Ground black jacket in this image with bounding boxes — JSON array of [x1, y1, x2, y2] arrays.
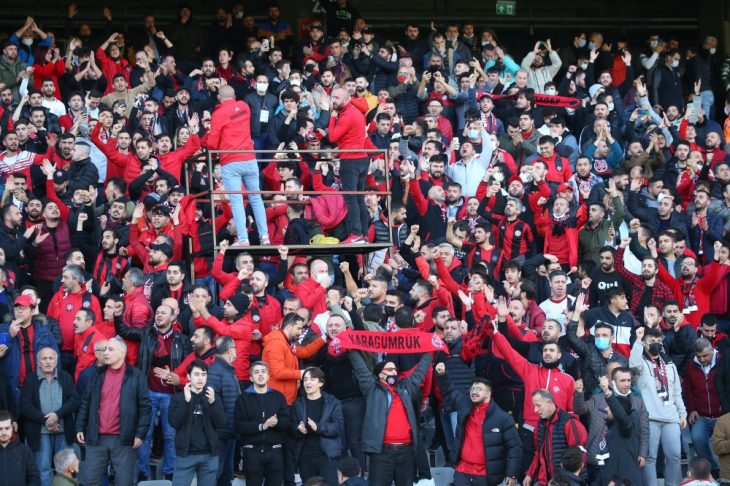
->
[[113, 314, 191, 378], [437, 371, 521, 486], [0, 439, 40, 486], [243, 91, 279, 137], [234, 386, 291, 448], [291, 391, 344, 460], [206, 356, 240, 440], [566, 319, 628, 394], [316, 347, 363, 401], [168, 388, 227, 456], [20, 368, 80, 452], [0, 222, 28, 281], [75, 363, 152, 446], [349, 350, 432, 453], [66, 157, 100, 192]]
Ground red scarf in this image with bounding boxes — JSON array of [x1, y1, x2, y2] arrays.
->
[[328, 330, 446, 356]]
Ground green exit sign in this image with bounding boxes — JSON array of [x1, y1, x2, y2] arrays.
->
[[496, 0, 516, 15]]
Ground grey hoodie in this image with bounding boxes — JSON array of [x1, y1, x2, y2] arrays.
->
[[629, 339, 686, 423]]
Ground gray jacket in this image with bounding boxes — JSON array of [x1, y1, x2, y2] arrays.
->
[[349, 350, 432, 454], [574, 389, 649, 465]]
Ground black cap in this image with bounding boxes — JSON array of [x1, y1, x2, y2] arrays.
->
[[175, 86, 190, 95], [2, 40, 19, 50], [151, 205, 172, 216], [149, 242, 174, 259], [170, 185, 186, 195], [361, 27, 374, 35], [373, 361, 397, 376], [310, 24, 323, 32], [53, 170, 69, 184], [142, 193, 161, 210]]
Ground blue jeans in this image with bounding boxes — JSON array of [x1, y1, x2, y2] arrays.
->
[[37, 433, 71, 486], [216, 438, 236, 486], [440, 410, 458, 451], [173, 453, 219, 486], [137, 391, 176, 476], [701, 90, 715, 121], [691, 416, 720, 471], [221, 161, 268, 243]]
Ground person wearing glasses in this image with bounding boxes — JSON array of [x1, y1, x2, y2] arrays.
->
[[434, 361, 521, 486], [348, 348, 432, 486]]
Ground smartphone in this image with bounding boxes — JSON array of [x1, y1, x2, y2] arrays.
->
[[328, 56, 334, 63], [0, 333, 8, 346], [638, 109, 650, 116], [379, 98, 386, 105], [262, 39, 269, 48]]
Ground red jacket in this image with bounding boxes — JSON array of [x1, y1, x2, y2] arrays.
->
[[293, 279, 328, 317], [47, 289, 102, 352], [96, 47, 131, 95], [157, 135, 201, 180], [207, 99, 255, 165], [328, 102, 372, 159], [74, 325, 104, 382], [123, 286, 153, 329], [684, 352, 722, 418], [90, 122, 143, 185], [194, 314, 253, 380], [657, 260, 722, 328], [492, 331, 575, 429], [32, 60, 65, 98]]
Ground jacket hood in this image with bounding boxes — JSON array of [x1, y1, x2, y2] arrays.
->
[[244, 385, 275, 395], [692, 349, 718, 369]]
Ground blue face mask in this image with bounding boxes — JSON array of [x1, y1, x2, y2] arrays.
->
[[579, 39, 587, 48], [588, 42, 596, 50], [468, 129, 479, 139], [595, 337, 611, 351]]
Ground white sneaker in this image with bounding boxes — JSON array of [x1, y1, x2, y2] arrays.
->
[[415, 479, 436, 486]]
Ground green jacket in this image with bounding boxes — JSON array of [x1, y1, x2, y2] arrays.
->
[[0, 55, 33, 102], [51, 474, 79, 486], [578, 195, 625, 265]]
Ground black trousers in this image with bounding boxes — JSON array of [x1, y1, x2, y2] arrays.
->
[[243, 447, 284, 486], [283, 428, 296, 486], [298, 454, 339, 486], [519, 427, 535, 482], [368, 446, 415, 486], [454, 471, 489, 486], [339, 157, 369, 236]]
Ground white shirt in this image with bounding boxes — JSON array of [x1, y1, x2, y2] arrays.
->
[[42, 98, 66, 118], [539, 294, 576, 333]]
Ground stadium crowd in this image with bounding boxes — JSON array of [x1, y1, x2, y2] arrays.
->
[[1, 3, 730, 486]]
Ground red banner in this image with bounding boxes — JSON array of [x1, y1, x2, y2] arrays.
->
[[328, 330, 446, 356], [478, 91, 581, 109]]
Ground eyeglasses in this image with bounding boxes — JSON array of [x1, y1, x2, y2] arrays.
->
[[381, 367, 397, 372], [470, 387, 486, 392], [14, 306, 29, 310]]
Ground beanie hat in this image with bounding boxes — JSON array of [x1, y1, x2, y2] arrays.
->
[[228, 294, 251, 315]]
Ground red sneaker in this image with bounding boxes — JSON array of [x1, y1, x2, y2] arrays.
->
[[341, 234, 366, 244]]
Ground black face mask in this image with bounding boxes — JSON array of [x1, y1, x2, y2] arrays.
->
[[384, 375, 398, 386], [384, 305, 396, 316], [542, 360, 560, 369], [648, 342, 663, 356]]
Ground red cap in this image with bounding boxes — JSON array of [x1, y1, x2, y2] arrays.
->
[[14, 295, 35, 308], [508, 176, 524, 186], [557, 183, 574, 193], [683, 249, 698, 261]]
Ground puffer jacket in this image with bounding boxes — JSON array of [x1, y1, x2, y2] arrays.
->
[[291, 391, 344, 460], [206, 356, 241, 440], [75, 363, 152, 446], [0, 438, 40, 486], [436, 371, 521, 486], [349, 350, 432, 454]]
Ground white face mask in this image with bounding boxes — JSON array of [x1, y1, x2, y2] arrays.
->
[[649, 40, 658, 49], [607, 103, 614, 111], [671, 60, 679, 68], [314, 273, 328, 284], [579, 63, 588, 70], [545, 89, 556, 96], [612, 383, 631, 397], [520, 172, 533, 183], [22, 38, 34, 47], [289, 80, 301, 87], [235, 12, 244, 19], [710, 47, 717, 55], [256, 83, 269, 92], [492, 172, 504, 182]]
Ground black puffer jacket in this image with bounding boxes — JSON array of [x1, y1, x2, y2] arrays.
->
[[566, 319, 628, 394], [436, 371, 522, 486], [291, 391, 344, 460], [75, 363, 152, 446], [206, 356, 240, 440], [113, 314, 191, 378]]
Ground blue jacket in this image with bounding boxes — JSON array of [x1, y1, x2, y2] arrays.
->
[[206, 356, 241, 440], [0, 321, 58, 405], [687, 210, 724, 262], [8, 35, 52, 66]]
